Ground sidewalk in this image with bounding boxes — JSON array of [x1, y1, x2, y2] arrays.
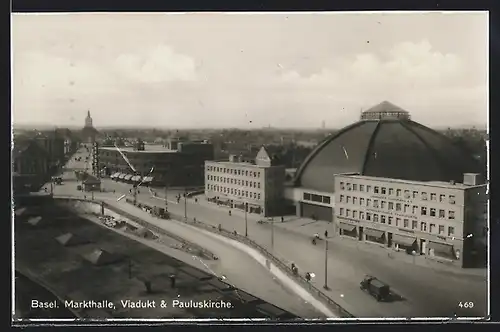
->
[[189, 196, 486, 279]]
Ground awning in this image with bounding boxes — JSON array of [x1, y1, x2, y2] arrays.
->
[[392, 234, 417, 247], [142, 176, 153, 183], [118, 173, 126, 180], [338, 223, 356, 232], [364, 228, 385, 238], [124, 175, 133, 181], [131, 175, 141, 182], [428, 241, 454, 254], [111, 172, 120, 178]]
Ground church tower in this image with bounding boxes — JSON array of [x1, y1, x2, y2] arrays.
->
[[85, 110, 93, 128]]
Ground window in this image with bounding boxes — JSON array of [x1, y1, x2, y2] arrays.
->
[[388, 217, 393, 225], [323, 196, 331, 204], [373, 214, 379, 223], [430, 208, 436, 217], [381, 201, 386, 209], [448, 226, 455, 236], [396, 189, 402, 197], [421, 192, 428, 200], [388, 188, 394, 195], [311, 194, 322, 203], [439, 225, 445, 234], [346, 183, 352, 191], [258, 183, 261, 189], [404, 219, 409, 228], [388, 202, 394, 210], [404, 204, 410, 213], [374, 186, 380, 194], [404, 190, 410, 198], [367, 199, 371, 207], [421, 222, 427, 232], [353, 184, 358, 191], [373, 200, 379, 208], [359, 212, 365, 220], [258, 193, 261, 200], [359, 185, 365, 191], [360, 198, 365, 205], [396, 218, 401, 227], [381, 187, 387, 195], [439, 194, 446, 203], [449, 195, 456, 204], [366, 213, 371, 221], [412, 220, 418, 229], [339, 208, 344, 216], [381, 215, 386, 224], [346, 196, 351, 203], [303, 193, 311, 201], [353, 197, 358, 204], [429, 223, 436, 233], [439, 209, 445, 218], [340, 182, 345, 190], [421, 207, 427, 215], [430, 193, 437, 201], [448, 211, 455, 220], [346, 209, 351, 217], [366, 185, 372, 192], [353, 211, 358, 219], [412, 191, 418, 199], [396, 203, 402, 211], [412, 205, 418, 214]]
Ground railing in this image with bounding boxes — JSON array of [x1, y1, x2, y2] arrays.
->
[[53, 195, 354, 318]]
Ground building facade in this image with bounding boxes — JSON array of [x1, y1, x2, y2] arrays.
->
[[100, 140, 214, 187], [204, 147, 285, 217], [334, 173, 487, 268], [13, 139, 50, 194]]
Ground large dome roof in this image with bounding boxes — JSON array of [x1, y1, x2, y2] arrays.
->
[[294, 101, 481, 193]]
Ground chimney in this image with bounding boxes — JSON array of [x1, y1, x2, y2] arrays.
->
[[463, 173, 481, 186]]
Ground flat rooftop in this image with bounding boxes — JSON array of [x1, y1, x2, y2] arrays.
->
[[206, 160, 277, 169], [335, 174, 486, 190], [100, 145, 177, 153], [15, 202, 297, 319]]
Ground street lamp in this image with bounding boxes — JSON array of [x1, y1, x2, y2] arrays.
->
[[323, 239, 329, 290], [244, 202, 248, 237], [184, 187, 188, 220]]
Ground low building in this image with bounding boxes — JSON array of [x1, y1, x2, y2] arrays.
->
[[82, 175, 101, 192], [333, 173, 487, 268], [204, 147, 285, 217], [12, 139, 50, 194], [99, 138, 214, 187]]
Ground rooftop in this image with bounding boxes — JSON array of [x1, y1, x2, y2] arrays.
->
[[206, 160, 276, 169], [100, 145, 178, 153], [336, 174, 486, 190]]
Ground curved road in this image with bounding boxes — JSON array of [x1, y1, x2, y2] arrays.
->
[[55, 148, 488, 318]]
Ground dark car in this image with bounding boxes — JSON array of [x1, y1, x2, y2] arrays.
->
[[360, 275, 390, 302]]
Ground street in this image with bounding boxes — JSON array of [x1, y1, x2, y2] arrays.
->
[[54, 147, 488, 318]]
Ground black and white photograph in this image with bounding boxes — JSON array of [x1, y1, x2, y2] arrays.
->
[[11, 11, 489, 321]]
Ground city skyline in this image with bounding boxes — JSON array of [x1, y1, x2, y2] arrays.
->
[[12, 12, 488, 129]]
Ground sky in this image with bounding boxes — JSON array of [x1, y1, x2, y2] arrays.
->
[[12, 12, 488, 129]]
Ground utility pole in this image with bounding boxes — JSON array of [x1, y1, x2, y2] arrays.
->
[[271, 218, 274, 252], [245, 202, 248, 237], [323, 239, 329, 290], [165, 183, 168, 211]]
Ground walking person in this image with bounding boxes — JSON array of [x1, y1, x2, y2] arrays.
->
[[324, 230, 329, 238]]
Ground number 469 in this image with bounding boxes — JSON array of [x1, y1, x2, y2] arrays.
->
[[458, 302, 474, 308]]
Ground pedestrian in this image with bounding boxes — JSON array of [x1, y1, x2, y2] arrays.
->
[[195, 198, 198, 203], [305, 272, 311, 282], [281, 216, 284, 222], [324, 230, 329, 238]]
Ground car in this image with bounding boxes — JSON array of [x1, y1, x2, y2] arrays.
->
[[359, 275, 391, 302]]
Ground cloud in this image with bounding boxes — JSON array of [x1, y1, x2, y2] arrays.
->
[[114, 45, 198, 83], [278, 39, 469, 91]]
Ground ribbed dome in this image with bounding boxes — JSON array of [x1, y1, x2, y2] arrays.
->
[[294, 102, 481, 193]]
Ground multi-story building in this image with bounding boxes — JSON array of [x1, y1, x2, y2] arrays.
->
[[101, 138, 214, 187], [334, 173, 487, 268], [204, 147, 285, 217], [12, 138, 50, 194]]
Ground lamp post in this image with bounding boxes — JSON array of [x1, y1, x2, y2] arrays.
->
[[184, 187, 188, 220], [245, 202, 248, 237], [271, 218, 275, 252], [323, 239, 329, 290]]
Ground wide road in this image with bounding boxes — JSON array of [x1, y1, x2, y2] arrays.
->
[[51, 149, 323, 318], [54, 147, 488, 318]]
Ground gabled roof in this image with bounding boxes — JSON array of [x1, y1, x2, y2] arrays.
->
[[56, 232, 90, 246], [83, 248, 122, 266]]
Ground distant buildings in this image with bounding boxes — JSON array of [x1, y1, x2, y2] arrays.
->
[[102, 137, 214, 187], [12, 139, 49, 193], [204, 147, 286, 217]]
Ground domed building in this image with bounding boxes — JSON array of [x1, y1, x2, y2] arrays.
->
[[286, 101, 482, 222]]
